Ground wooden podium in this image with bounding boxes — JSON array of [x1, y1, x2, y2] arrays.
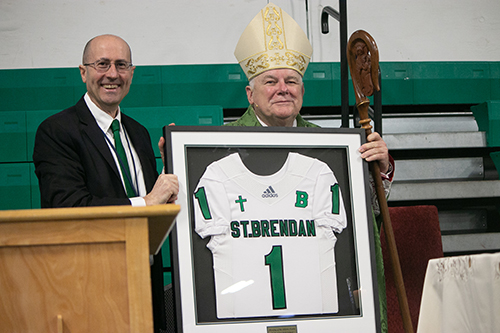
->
[[0, 204, 180, 333]]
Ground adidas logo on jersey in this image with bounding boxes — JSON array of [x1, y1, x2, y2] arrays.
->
[[262, 186, 278, 198]]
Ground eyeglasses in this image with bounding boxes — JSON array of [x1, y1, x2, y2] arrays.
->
[[83, 59, 133, 73]]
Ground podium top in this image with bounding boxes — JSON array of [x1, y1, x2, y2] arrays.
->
[[0, 204, 180, 222], [0, 204, 180, 255]]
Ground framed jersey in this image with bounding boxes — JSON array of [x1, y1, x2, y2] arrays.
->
[[164, 126, 381, 333]]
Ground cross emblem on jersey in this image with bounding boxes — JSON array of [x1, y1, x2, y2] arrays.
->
[[235, 195, 247, 212]]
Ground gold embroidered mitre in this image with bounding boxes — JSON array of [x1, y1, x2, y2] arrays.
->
[[234, 2, 312, 80]]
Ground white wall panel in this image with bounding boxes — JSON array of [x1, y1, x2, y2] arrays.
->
[[1, 0, 499, 69], [310, 0, 500, 62]]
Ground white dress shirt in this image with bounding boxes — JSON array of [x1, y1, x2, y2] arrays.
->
[[84, 93, 147, 206]]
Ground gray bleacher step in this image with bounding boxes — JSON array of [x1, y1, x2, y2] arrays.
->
[[388, 180, 500, 201], [308, 112, 480, 135], [381, 113, 479, 134], [442, 233, 500, 254], [384, 131, 486, 150], [438, 209, 488, 233], [394, 158, 485, 182]]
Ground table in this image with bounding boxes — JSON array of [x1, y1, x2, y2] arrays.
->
[[417, 252, 500, 333]]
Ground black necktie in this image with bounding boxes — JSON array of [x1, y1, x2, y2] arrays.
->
[[111, 119, 135, 197]]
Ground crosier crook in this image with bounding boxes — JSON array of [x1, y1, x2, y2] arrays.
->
[[347, 30, 414, 333]]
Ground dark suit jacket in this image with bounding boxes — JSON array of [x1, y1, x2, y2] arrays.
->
[[33, 96, 159, 208]]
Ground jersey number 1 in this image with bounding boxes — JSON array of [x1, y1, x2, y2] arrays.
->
[[194, 187, 212, 219], [265, 245, 286, 310]]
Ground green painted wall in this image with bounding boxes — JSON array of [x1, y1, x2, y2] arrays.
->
[[1, 61, 500, 210], [1, 62, 499, 112]]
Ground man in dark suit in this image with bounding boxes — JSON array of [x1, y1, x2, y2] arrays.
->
[[33, 34, 178, 207]]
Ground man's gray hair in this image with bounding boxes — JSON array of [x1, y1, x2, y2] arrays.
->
[[248, 77, 256, 90]]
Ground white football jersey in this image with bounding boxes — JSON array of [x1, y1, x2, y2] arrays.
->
[[193, 152, 347, 319]]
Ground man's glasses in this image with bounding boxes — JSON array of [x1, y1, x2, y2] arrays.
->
[[83, 60, 133, 73]]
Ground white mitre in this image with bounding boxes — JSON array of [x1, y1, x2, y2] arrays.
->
[[234, 2, 313, 80]]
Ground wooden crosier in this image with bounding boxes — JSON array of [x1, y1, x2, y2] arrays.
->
[[347, 30, 414, 333]]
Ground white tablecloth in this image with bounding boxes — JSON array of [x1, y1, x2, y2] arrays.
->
[[417, 252, 500, 333]]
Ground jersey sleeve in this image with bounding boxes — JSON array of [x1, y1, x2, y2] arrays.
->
[[313, 164, 348, 234], [193, 164, 231, 239]]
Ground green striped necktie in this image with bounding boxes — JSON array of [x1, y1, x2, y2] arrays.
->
[[111, 119, 135, 197]]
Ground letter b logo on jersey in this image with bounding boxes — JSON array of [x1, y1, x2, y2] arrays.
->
[[295, 191, 308, 208]]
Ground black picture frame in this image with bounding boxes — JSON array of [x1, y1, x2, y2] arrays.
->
[[164, 126, 381, 333]]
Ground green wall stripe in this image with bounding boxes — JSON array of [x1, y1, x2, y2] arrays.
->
[[2, 61, 500, 210], [1, 62, 499, 112]]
